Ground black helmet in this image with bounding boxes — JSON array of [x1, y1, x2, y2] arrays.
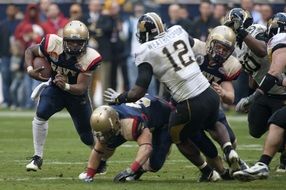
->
[[136, 12, 165, 44], [266, 12, 286, 39], [224, 8, 253, 29]]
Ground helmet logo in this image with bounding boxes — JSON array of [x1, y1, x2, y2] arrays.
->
[[139, 21, 146, 32]]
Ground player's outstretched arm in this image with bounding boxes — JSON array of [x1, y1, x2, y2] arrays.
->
[[243, 33, 267, 58], [25, 45, 49, 81], [213, 81, 235, 105]]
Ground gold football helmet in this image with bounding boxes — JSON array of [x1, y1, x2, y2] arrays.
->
[[63, 20, 89, 55], [206, 25, 236, 65], [90, 105, 120, 141]]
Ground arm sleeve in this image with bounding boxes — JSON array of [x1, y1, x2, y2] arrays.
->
[[135, 62, 153, 89]]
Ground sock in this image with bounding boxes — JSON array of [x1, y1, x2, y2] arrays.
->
[[32, 117, 48, 158], [258, 154, 272, 166], [87, 167, 96, 178], [199, 162, 212, 176], [222, 142, 233, 156]]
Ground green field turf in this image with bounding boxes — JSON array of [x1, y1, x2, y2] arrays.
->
[[0, 111, 285, 190]]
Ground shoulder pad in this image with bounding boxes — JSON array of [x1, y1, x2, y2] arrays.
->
[[77, 47, 102, 72], [134, 43, 150, 67], [267, 33, 286, 55], [246, 24, 266, 38], [223, 56, 242, 80], [42, 34, 63, 55], [192, 38, 207, 56]]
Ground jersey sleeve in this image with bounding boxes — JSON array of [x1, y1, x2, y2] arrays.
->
[[73, 48, 102, 72], [223, 56, 242, 80], [134, 44, 152, 67], [267, 33, 286, 56], [192, 38, 207, 56], [39, 34, 63, 56]]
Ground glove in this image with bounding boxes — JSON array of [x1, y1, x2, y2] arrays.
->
[[104, 88, 120, 104], [78, 172, 94, 183], [224, 13, 243, 32], [235, 97, 251, 113], [235, 90, 263, 113], [113, 168, 134, 183]]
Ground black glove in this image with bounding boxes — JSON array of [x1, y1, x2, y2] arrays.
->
[[236, 27, 249, 48], [113, 168, 134, 183]]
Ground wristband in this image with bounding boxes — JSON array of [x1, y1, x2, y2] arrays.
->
[[115, 92, 128, 104], [64, 83, 70, 91], [130, 161, 141, 173], [27, 66, 33, 73]]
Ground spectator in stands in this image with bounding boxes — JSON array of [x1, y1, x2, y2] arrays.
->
[[108, 1, 130, 91], [14, 4, 45, 109], [0, 4, 21, 109], [191, 0, 220, 41], [213, 3, 228, 24], [260, 4, 273, 27], [84, 0, 113, 106], [42, 3, 69, 36], [168, 4, 192, 35], [241, 0, 263, 24], [38, 0, 51, 22], [69, 3, 84, 22]]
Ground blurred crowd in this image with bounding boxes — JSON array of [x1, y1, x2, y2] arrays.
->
[[0, 0, 282, 110]]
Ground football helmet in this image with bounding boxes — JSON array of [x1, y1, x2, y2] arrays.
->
[[63, 20, 89, 56], [90, 105, 120, 141], [266, 12, 286, 40], [206, 25, 236, 65], [136, 12, 165, 43], [224, 8, 253, 30]]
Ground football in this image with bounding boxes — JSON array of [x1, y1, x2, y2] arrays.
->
[[32, 57, 52, 79]]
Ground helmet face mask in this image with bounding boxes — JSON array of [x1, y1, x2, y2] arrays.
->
[[266, 13, 286, 40], [63, 20, 89, 56], [136, 12, 165, 44], [224, 8, 253, 30], [209, 40, 234, 65], [206, 25, 236, 65]]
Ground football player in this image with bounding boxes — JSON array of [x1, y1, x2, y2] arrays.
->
[[79, 95, 220, 182], [79, 95, 171, 182], [224, 8, 286, 172], [104, 12, 237, 179], [24, 20, 103, 171], [233, 12, 286, 181], [192, 25, 248, 174]]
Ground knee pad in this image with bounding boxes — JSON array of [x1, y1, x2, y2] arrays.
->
[[79, 132, 95, 146]]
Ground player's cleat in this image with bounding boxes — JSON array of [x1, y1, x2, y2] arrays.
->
[[26, 155, 43, 171], [31, 79, 50, 101], [96, 160, 107, 175], [276, 163, 286, 173], [126, 168, 146, 181], [220, 169, 234, 180], [233, 162, 269, 181], [225, 149, 240, 173], [78, 172, 93, 182], [199, 170, 221, 182], [239, 159, 249, 170]]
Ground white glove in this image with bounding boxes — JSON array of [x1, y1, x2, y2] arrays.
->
[[104, 88, 120, 104], [235, 97, 251, 113]]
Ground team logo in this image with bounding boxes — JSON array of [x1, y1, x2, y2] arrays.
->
[[195, 54, 205, 65]]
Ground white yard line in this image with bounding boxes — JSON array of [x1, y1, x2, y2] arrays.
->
[[0, 111, 247, 121]]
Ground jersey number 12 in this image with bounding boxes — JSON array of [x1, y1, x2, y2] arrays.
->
[[162, 40, 194, 71]]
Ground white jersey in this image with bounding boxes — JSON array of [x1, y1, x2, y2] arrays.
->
[[234, 24, 286, 95], [135, 25, 209, 102]]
